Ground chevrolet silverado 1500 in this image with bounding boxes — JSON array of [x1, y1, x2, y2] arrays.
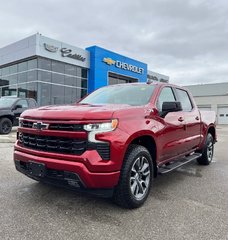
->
[[14, 82, 216, 208]]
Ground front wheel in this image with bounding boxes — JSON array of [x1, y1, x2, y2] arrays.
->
[[0, 118, 12, 134], [197, 133, 214, 165], [113, 144, 153, 209]]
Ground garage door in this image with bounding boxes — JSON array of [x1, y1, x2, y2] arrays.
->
[[218, 107, 228, 124]]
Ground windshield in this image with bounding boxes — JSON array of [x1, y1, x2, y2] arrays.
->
[[0, 98, 17, 108], [80, 84, 155, 106]]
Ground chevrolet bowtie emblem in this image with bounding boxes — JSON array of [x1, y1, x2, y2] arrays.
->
[[33, 122, 49, 131], [103, 57, 116, 65]]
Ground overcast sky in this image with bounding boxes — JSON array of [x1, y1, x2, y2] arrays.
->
[[0, 0, 227, 85]]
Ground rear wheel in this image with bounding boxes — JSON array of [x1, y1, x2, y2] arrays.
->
[[197, 133, 214, 165], [113, 144, 153, 209], [0, 118, 12, 134]]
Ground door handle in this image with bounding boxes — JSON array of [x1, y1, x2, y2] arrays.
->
[[178, 117, 184, 122], [195, 116, 199, 120]]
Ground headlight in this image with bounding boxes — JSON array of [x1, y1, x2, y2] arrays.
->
[[19, 118, 24, 127], [84, 119, 118, 143], [84, 119, 118, 132]]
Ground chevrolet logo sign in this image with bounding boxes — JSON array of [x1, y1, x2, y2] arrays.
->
[[103, 57, 116, 65], [32, 122, 49, 130]]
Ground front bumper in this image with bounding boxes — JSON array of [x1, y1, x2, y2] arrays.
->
[[14, 149, 120, 189]]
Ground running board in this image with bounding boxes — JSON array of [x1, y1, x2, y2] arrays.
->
[[158, 153, 202, 174]]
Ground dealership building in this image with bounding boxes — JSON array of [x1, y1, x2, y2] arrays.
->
[[1, 34, 227, 124], [0, 34, 169, 106]]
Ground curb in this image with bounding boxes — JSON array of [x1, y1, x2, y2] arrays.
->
[[0, 134, 16, 143]]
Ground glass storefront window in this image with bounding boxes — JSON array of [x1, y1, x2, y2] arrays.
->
[[65, 64, 76, 76], [64, 86, 76, 104], [52, 60, 64, 73], [28, 70, 37, 82], [9, 75, 17, 86], [109, 77, 118, 85], [18, 72, 27, 84], [108, 72, 138, 85], [1, 57, 88, 106], [76, 67, 81, 78], [38, 71, 51, 82], [40, 82, 51, 106], [27, 82, 38, 100], [2, 67, 10, 76], [81, 79, 87, 89], [76, 88, 83, 100], [18, 62, 28, 72], [52, 73, 64, 85], [65, 76, 76, 87], [18, 83, 27, 98], [81, 89, 87, 98], [81, 68, 87, 78], [28, 59, 37, 69], [51, 84, 64, 104], [38, 58, 51, 70], [0, 79, 9, 87], [9, 64, 17, 74]]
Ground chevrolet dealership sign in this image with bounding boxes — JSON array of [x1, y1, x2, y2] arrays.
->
[[103, 57, 144, 74]]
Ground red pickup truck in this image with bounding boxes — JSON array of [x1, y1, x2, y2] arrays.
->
[[14, 82, 216, 208]]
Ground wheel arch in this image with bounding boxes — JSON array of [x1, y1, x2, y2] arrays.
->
[[207, 125, 216, 142], [0, 115, 14, 124], [124, 132, 158, 177]]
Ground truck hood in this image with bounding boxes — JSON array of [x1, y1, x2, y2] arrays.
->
[[21, 104, 133, 121]]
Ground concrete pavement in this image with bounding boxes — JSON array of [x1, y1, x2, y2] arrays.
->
[[0, 126, 227, 240]]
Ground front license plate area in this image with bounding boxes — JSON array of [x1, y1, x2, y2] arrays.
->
[[28, 161, 46, 177]]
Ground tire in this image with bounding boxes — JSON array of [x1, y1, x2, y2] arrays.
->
[[197, 133, 214, 165], [0, 118, 12, 134], [113, 144, 153, 209]]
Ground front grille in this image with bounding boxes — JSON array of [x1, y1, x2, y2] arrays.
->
[[49, 123, 84, 131], [21, 120, 84, 132], [19, 133, 86, 155], [21, 120, 33, 128]]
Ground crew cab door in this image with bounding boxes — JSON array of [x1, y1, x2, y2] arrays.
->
[[174, 87, 201, 151], [156, 86, 187, 162]]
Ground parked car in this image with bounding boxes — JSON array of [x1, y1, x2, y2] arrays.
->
[[0, 97, 37, 134], [14, 83, 216, 208]]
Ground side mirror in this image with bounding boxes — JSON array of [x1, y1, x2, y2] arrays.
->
[[14, 104, 23, 110], [161, 101, 182, 117]]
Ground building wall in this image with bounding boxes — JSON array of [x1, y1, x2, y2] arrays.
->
[[185, 83, 228, 124], [147, 70, 169, 82], [0, 34, 90, 105], [193, 95, 228, 110]]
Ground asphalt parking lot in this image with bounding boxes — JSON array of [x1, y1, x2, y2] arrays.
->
[[0, 127, 227, 240]]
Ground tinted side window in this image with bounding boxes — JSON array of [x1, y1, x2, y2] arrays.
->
[[17, 99, 28, 108], [28, 99, 37, 108], [176, 89, 192, 111], [157, 87, 176, 111]]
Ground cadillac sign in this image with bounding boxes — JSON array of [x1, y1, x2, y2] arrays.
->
[[44, 43, 58, 53], [43, 43, 86, 62]]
